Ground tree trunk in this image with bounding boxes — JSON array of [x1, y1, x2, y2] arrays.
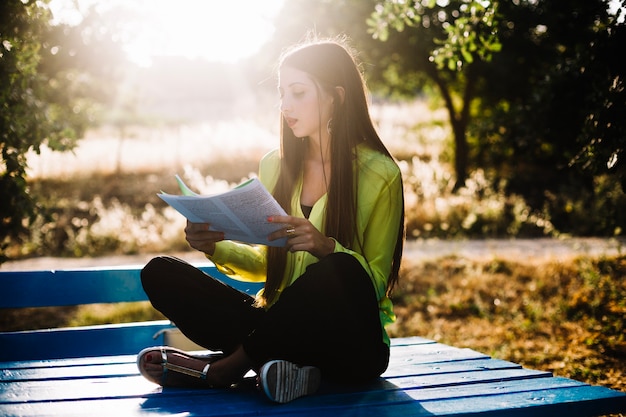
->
[[451, 117, 468, 190], [431, 66, 477, 191]]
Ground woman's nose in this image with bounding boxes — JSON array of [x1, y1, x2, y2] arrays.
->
[[280, 96, 292, 114]]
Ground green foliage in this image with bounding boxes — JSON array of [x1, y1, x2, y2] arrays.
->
[[367, 0, 500, 189], [366, 0, 625, 235], [0, 1, 124, 262], [369, 0, 502, 71], [469, 0, 626, 235], [1, 1, 52, 262], [430, 1, 502, 70]]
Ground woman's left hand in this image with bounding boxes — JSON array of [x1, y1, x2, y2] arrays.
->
[[267, 215, 335, 258]]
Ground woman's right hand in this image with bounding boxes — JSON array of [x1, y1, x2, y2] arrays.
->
[[184, 220, 225, 256]]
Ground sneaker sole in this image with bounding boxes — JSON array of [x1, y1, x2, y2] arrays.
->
[[260, 360, 321, 403]]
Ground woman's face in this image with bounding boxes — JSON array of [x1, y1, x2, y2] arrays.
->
[[279, 65, 333, 140]]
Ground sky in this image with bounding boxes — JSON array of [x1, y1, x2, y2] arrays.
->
[[48, 0, 286, 66]]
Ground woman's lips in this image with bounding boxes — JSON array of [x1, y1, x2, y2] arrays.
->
[[285, 117, 297, 128]]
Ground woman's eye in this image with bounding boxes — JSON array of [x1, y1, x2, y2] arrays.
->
[[293, 91, 305, 98]]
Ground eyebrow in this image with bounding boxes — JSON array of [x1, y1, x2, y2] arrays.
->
[[288, 82, 307, 87], [279, 82, 308, 89]]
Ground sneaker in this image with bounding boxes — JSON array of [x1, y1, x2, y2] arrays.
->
[[259, 360, 321, 403]]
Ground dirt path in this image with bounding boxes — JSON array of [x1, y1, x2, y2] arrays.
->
[[402, 237, 625, 263], [2, 237, 624, 271]]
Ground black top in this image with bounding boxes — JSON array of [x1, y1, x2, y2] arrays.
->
[[301, 204, 312, 219]]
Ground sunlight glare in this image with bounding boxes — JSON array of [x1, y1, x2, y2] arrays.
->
[[125, 0, 284, 65], [49, 0, 285, 66]]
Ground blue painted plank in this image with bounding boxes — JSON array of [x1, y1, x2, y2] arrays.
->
[[385, 368, 553, 390], [416, 384, 626, 417], [383, 358, 522, 378], [0, 335, 460, 370], [277, 379, 626, 417], [1, 350, 221, 382], [390, 336, 435, 346], [1, 357, 519, 383], [1, 375, 623, 417], [0, 264, 263, 308], [1, 392, 622, 417], [0, 354, 137, 370], [390, 344, 490, 363], [0, 336, 481, 371], [0, 266, 148, 308], [0, 366, 567, 405], [0, 321, 174, 362], [0, 375, 165, 404], [1, 362, 138, 382]]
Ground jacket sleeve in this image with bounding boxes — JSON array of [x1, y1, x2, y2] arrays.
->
[[208, 241, 267, 282]]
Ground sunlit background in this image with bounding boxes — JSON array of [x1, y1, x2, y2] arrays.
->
[[30, 0, 625, 180], [32, 0, 291, 178], [49, 0, 285, 65], [10, 0, 624, 253]]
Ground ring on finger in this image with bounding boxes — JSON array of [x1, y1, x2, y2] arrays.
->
[[285, 227, 296, 237]]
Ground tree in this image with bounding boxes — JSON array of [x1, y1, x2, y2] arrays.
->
[[368, 0, 502, 189], [0, 0, 123, 261], [368, 0, 625, 235], [468, 0, 626, 234]]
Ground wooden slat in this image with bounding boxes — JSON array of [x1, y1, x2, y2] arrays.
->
[[1, 370, 624, 417], [0, 369, 555, 405], [348, 357, 522, 378], [0, 266, 148, 308], [1, 350, 217, 382], [0, 354, 137, 370], [1, 358, 520, 383], [1, 362, 138, 382], [0, 264, 263, 308], [0, 335, 425, 372], [0, 321, 174, 362], [413, 384, 626, 417]]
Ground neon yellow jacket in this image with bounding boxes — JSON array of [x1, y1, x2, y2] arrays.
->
[[208, 143, 403, 346]]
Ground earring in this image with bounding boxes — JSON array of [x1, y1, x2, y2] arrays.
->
[[326, 118, 333, 135]]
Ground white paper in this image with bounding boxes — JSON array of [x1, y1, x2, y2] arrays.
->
[[159, 176, 288, 247]]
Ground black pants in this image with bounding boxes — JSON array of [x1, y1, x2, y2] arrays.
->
[[141, 252, 389, 382]]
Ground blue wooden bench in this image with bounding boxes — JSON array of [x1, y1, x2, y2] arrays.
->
[[1, 262, 625, 416]]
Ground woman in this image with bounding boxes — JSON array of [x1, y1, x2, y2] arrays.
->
[[137, 37, 405, 404]]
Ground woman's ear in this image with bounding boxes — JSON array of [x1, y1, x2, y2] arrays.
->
[[334, 86, 345, 105]]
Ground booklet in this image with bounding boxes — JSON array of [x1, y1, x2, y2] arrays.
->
[[158, 175, 287, 247]]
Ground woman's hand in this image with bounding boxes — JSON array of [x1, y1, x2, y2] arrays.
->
[[267, 215, 335, 259], [185, 220, 225, 256]]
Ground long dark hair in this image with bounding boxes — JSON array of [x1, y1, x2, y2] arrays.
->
[[262, 37, 404, 306]]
